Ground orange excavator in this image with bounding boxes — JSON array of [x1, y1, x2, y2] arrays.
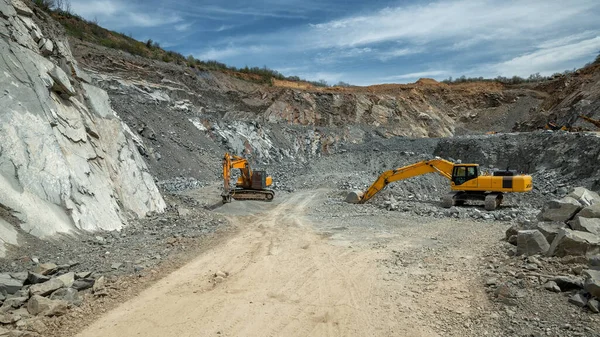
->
[[222, 153, 275, 203], [347, 158, 533, 210]]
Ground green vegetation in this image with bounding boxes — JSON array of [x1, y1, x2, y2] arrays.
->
[[441, 71, 576, 85], [35, 2, 335, 87]]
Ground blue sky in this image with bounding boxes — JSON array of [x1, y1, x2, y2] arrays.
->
[[70, 0, 600, 86]]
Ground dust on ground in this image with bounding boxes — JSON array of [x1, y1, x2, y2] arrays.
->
[[71, 189, 600, 337]]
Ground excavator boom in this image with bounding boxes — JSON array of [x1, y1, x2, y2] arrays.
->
[[357, 159, 455, 203], [349, 158, 532, 211]]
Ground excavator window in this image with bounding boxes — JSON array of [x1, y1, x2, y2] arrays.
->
[[452, 165, 478, 185]]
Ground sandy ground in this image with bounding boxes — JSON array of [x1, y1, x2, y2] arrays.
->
[[76, 190, 500, 337]]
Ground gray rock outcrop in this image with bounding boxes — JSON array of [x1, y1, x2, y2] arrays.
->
[[0, 0, 165, 254]]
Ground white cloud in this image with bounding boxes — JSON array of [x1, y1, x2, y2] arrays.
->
[[537, 31, 598, 49], [71, 0, 122, 17], [216, 25, 234, 32], [305, 0, 598, 49], [210, 0, 599, 69], [128, 13, 181, 28], [314, 48, 373, 64], [71, 0, 182, 28], [175, 22, 193, 32], [377, 47, 425, 61], [491, 36, 600, 76], [195, 45, 268, 60]]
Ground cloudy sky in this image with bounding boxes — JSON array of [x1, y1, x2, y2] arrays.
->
[[70, 0, 600, 85]]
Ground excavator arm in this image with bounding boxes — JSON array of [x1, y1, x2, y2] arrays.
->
[[579, 115, 600, 129], [223, 153, 252, 192], [357, 159, 455, 203]]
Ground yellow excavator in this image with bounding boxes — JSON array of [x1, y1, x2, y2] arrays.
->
[[222, 153, 275, 203], [348, 158, 533, 210]]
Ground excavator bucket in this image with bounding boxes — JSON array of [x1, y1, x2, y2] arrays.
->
[[345, 190, 364, 203]]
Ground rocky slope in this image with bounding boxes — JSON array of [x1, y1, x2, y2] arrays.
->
[[0, 0, 165, 255], [1, 0, 599, 262], [66, 38, 562, 188], [517, 61, 600, 131]]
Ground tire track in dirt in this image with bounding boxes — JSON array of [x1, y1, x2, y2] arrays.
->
[[77, 190, 477, 337]]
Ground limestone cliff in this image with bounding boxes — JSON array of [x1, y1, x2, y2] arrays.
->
[[0, 0, 165, 256]]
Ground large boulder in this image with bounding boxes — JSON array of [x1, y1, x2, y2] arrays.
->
[[517, 230, 550, 256], [547, 228, 600, 257], [537, 197, 582, 222], [583, 269, 600, 298], [536, 222, 565, 244], [579, 203, 600, 219], [26, 272, 50, 285], [71, 278, 94, 291], [55, 272, 75, 288], [0, 273, 23, 295], [568, 187, 600, 207], [49, 288, 81, 306], [34, 263, 57, 276], [569, 217, 600, 235], [26, 295, 67, 317], [552, 275, 584, 291], [29, 278, 63, 297], [0, 296, 27, 310]]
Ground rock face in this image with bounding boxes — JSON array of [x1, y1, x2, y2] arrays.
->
[[0, 0, 165, 253], [516, 230, 550, 256], [537, 197, 582, 222], [547, 228, 600, 257]]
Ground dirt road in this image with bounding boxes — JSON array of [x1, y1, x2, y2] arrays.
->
[[77, 191, 497, 337]]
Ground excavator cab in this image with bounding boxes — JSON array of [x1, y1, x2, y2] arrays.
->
[[451, 165, 479, 186]]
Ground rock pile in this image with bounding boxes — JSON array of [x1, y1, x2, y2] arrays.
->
[[505, 186, 600, 311], [0, 262, 105, 336]]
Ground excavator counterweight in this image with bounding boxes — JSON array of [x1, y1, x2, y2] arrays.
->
[[222, 153, 275, 203], [349, 158, 532, 211]]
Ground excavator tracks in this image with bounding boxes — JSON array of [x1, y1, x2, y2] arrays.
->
[[224, 189, 275, 203], [442, 191, 503, 210]]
